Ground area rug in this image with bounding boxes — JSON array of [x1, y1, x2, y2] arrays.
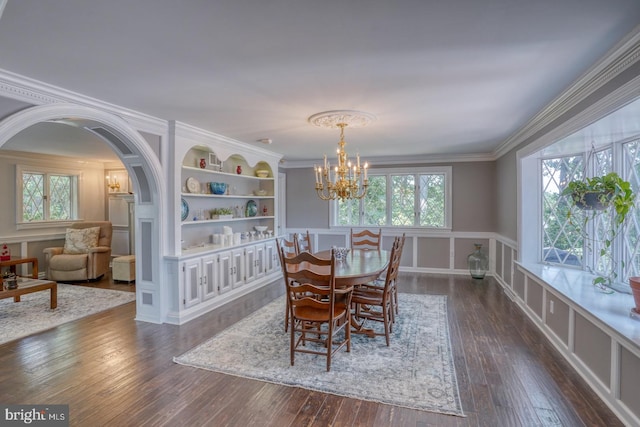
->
[[0, 283, 136, 345], [174, 293, 464, 416]]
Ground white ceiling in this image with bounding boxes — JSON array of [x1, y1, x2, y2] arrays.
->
[[1, 0, 639, 164]]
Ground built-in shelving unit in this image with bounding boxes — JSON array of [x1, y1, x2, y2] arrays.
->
[[166, 144, 282, 325]]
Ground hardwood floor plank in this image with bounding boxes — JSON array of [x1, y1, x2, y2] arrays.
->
[[0, 272, 624, 426]]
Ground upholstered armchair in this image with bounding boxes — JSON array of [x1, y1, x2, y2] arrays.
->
[[43, 221, 113, 281]]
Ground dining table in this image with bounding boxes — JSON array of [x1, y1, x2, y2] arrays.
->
[[313, 248, 390, 287], [313, 248, 391, 337]]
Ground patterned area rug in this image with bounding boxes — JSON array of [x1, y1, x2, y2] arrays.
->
[[174, 293, 464, 416], [0, 282, 136, 345]]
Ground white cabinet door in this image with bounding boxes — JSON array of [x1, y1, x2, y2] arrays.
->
[[244, 246, 256, 283], [255, 243, 266, 279], [231, 249, 244, 288], [218, 251, 234, 294], [265, 240, 280, 274], [182, 259, 201, 308], [201, 254, 218, 301]]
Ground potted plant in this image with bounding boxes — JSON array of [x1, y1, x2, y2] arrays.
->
[[209, 207, 234, 220], [562, 172, 635, 291]]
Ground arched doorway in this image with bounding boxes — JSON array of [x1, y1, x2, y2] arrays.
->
[[0, 103, 166, 323]]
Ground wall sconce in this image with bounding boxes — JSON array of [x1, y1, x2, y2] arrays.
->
[[106, 175, 120, 192]]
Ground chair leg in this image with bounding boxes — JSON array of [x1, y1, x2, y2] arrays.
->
[[290, 318, 295, 366], [284, 298, 289, 332], [383, 304, 391, 346], [326, 324, 332, 372]]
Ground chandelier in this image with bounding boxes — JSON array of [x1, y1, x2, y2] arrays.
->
[[309, 110, 375, 201]]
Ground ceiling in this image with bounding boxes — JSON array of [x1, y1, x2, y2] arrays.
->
[[1, 0, 640, 164]]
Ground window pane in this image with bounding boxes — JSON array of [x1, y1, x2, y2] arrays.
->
[[623, 140, 640, 280], [541, 157, 584, 266], [363, 175, 386, 226], [22, 173, 45, 221], [337, 198, 359, 226], [49, 175, 72, 220], [391, 175, 415, 226], [419, 174, 445, 227]]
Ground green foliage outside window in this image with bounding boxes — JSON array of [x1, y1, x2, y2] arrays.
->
[[337, 170, 448, 228], [22, 172, 75, 222]]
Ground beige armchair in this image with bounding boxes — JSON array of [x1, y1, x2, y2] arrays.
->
[[43, 221, 113, 281]]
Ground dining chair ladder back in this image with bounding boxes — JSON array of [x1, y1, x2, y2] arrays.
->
[[295, 230, 312, 254], [350, 228, 382, 250]]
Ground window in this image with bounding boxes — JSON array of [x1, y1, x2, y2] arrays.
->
[[334, 166, 451, 229], [540, 139, 640, 287], [18, 165, 79, 224]]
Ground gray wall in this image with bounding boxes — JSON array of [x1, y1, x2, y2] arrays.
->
[[286, 167, 330, 228], [451, 162, 496, 231], [495, 149, 518, 241], [285, 160, 496, 232]]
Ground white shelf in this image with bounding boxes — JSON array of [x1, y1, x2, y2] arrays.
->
[[182, 166, 273, 180], [181, 216, 275, 226], [181, 193, 274, 199]]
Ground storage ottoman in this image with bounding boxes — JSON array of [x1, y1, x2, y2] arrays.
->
[[112, 255, 136, 282]]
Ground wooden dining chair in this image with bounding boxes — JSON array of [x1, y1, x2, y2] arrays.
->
[[295, 230, 312, 254], [279, 234, 298, 258], [276, 235, 299, 332], [351, 236, 402, 346], [350, 228, 382, 250], [361, 233, 405, 320], [280, 249, 353, 371]]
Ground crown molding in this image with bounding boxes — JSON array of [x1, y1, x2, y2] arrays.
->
[[0, 68, 167, 135], [172, 120, 283, 162], [281, 151, 495, 169], [494, 25, 640, 159]]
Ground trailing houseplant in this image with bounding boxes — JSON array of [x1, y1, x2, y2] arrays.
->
[[562, 172, 635, 291], [209, 207, 234, 219]]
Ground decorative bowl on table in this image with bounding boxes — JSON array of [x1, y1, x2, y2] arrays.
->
[[255, 170, 270, 178], [332, 246, 350, 261], [209, 182, 227, 195]]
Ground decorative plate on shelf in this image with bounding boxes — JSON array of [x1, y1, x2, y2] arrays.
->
[[246, 199, 258, 217], [181, 198, 189, 221], [186, 176, 200, 193]]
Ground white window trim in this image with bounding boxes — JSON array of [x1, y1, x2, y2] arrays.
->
[[16, 163, 82, 229], [329, 165, 452, 230]]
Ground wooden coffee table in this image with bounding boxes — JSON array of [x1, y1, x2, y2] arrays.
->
[[0, 256, 39, 279], [0, 278, 57, 309]]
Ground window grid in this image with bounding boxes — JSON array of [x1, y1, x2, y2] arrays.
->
[[335, 167, 450, 229], [20, 168, 78, 223], [541, 156, 584, 266]]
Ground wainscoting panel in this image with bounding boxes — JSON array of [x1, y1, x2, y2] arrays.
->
[[417, 237, 449, 269], [619, 345, 640, 417], [574, 312, 612, 387], [454, 238, 489, 270], [545, 290, 570, 346], [526, 277, 544, 319]]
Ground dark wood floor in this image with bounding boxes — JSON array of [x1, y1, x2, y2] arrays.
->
[[0, 272, 622, 426]]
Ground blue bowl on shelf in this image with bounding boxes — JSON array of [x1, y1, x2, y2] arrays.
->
[[209, 182, 227, 195]]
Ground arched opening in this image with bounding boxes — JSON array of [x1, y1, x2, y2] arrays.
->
[[0, 103, 166, 323]]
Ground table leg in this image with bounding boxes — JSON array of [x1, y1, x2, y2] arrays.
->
[[50, 285, 57, 309], [14, 296, 20, 303]]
